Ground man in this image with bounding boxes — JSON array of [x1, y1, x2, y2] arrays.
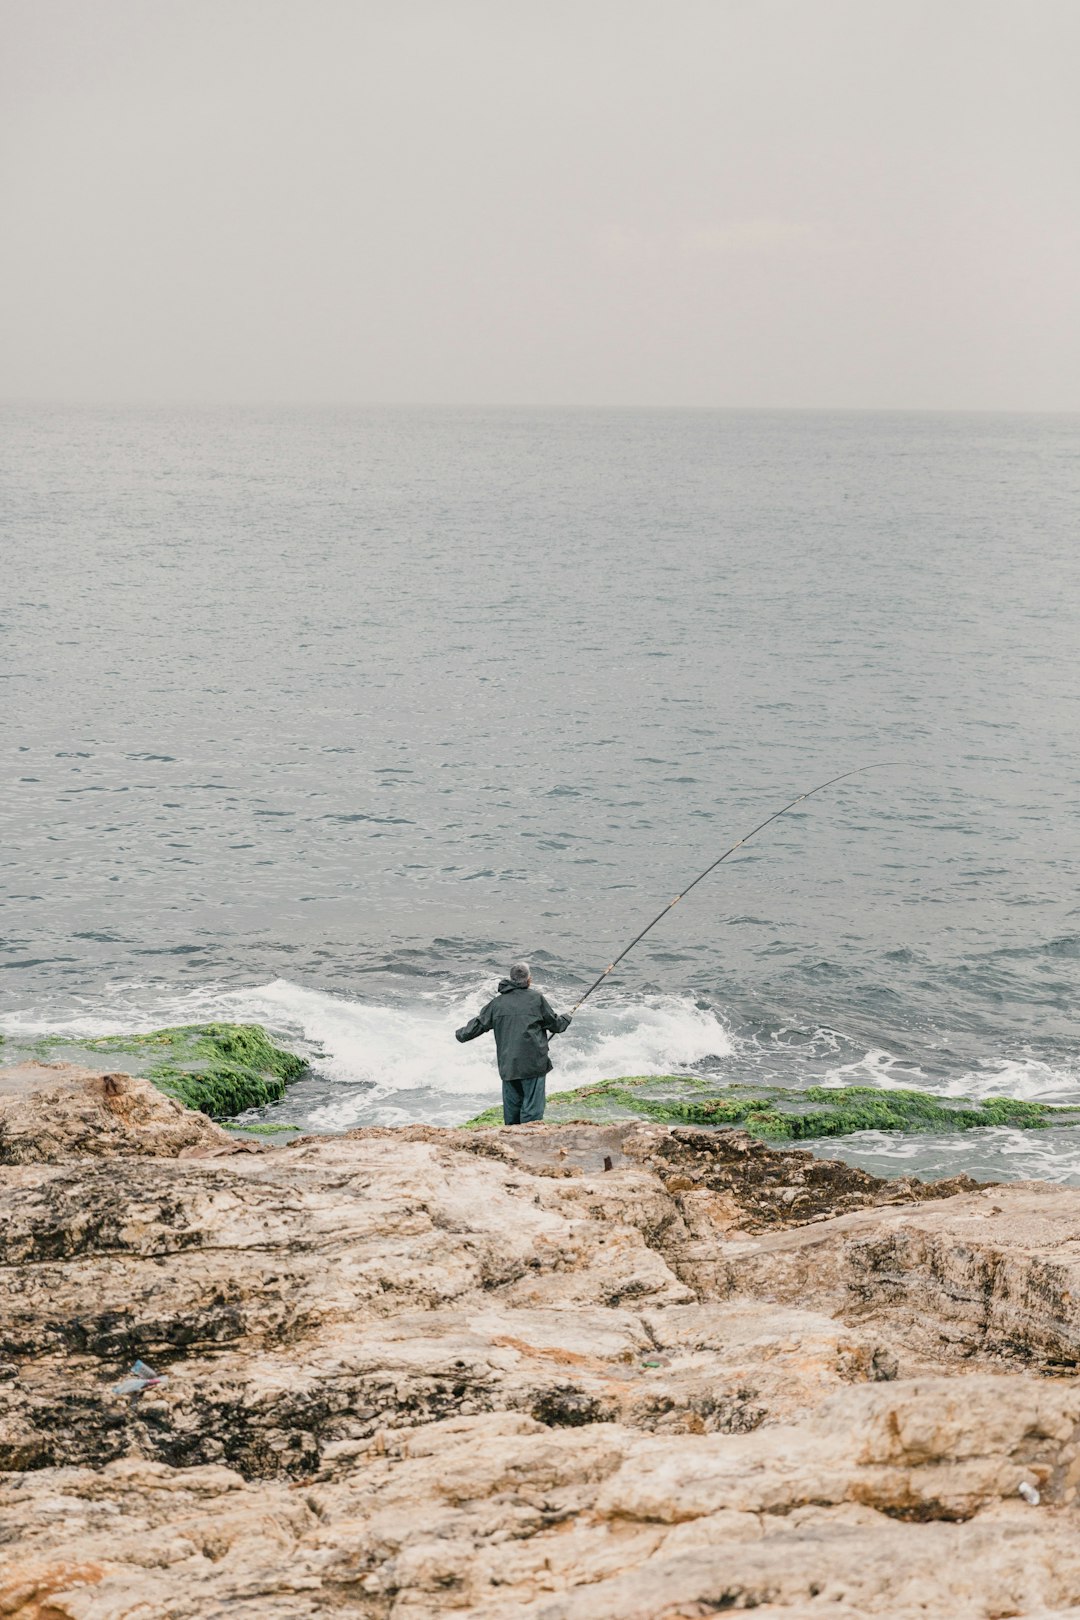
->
[[455, 962, 572, 1125]]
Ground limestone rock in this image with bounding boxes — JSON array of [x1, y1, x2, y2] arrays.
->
[[0, 1062, 246, 1163], [3, 1068, 1080, 1616]]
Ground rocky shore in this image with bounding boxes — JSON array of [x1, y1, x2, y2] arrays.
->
[[4, 1060, 1080, 1617]]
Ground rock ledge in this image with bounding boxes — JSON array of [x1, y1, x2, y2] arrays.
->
[[2, 1062, 1080, 1618]]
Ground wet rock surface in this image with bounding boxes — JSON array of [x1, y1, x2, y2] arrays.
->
[[3, 1064, 1080, 1616]]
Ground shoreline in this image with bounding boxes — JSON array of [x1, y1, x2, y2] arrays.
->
[[4, 1018, 1078, 1158]]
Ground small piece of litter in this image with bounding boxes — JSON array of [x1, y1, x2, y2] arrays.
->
[[1018, 1481, 1040, 1506], [111, 1359, 168, 1398]]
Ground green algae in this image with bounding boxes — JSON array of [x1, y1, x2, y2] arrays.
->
[[3, 1022, 308, 1121], [462, 1075, 1080, 1140], [223, 1121, 303, 1135], [462, 1104, 508, 1128]]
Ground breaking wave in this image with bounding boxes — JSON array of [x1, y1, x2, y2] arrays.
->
[[5, 977, 1078, 1157], [224, 976, 734, 1099], [1, 975, 733, 1127]]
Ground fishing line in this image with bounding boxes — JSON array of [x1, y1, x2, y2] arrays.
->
[[570, 763, 896, 1013]]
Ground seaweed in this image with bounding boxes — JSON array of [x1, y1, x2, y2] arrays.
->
[[223, 1121, 303, 1135], [461, 1075, 1080, 1139], [8, 1022, 308, 1121], [461, 1104, 504, 1128]]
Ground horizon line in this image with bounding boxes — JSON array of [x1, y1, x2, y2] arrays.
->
[[3, 398, 1079, 416]]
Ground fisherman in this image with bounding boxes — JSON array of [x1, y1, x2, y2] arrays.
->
[[455, 962, 572, 1125]]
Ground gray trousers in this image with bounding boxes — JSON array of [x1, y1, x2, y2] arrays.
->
[[502, 1075, 546, 1125]]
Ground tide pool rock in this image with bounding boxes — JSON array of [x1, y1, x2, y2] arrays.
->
[[1, 1022, 308, 1120], [464, 1075, 1080, 1140]]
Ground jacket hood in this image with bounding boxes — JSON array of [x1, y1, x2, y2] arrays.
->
[[497, 978, 526, 993]]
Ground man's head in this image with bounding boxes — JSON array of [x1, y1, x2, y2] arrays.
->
[[509, 961, 531, 987]]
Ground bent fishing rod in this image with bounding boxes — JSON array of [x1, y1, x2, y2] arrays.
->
[[570, 763, 895, 1013]]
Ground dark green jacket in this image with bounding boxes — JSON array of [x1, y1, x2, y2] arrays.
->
[[455, 980, 572, 1082]]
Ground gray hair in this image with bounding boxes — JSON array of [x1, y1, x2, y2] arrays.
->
[[509, 961, 531, 986]]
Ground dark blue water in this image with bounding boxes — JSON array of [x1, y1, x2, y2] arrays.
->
[[3, 405, 1078, 1178]]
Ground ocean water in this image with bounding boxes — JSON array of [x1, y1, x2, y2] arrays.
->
[[2, 405, 1079, 1180]]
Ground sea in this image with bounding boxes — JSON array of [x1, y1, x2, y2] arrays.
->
[[3, 404, 1078, 1182]]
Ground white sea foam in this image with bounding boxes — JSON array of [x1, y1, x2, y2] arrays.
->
[[813, 1046, 1080, 1105], [943, 1056, 1080, 1104], [2, 975, 733, 1120], [0, 985, 218, 1041], [810, 1125, 1080, 1187], [223, 977, 733, 1099], [817, 1047, 929, 1091]]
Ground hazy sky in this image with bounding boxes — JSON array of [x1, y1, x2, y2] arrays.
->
[[2, 0, 1078, 408]]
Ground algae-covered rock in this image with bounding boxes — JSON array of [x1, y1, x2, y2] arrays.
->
[[464, 1075, 1080, 1139], [224, 1120, 304, 1135], [2, 1023, 307, 1120]]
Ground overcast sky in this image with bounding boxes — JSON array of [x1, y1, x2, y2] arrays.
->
[[2, 0, 1077, 409]]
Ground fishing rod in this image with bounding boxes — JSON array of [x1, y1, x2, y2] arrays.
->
[[570, 763, 895, 1013]]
